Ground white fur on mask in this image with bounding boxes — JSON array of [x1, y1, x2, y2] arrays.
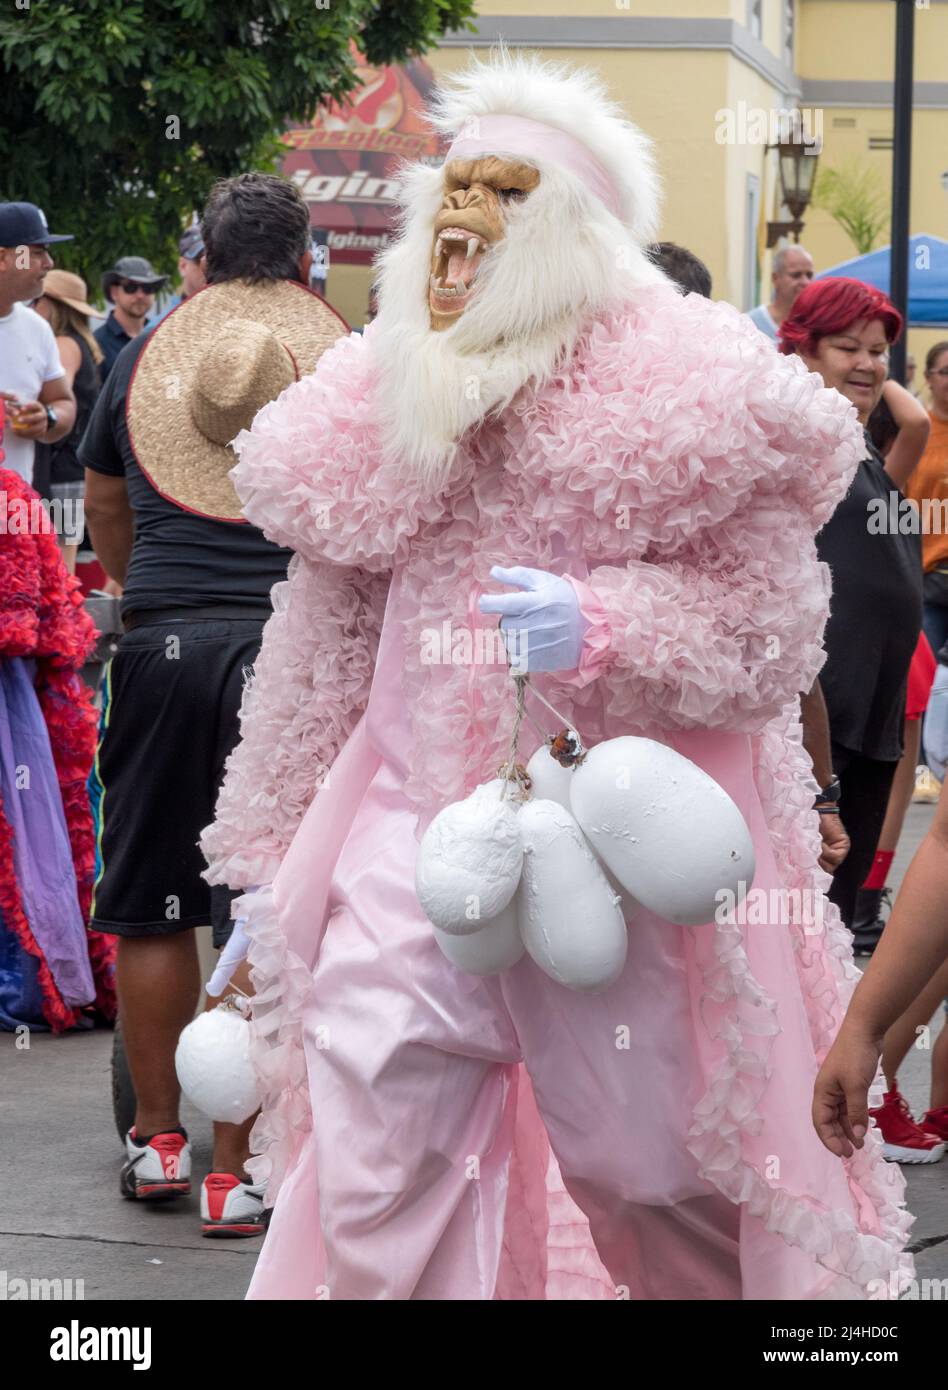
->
[[368, 47, 669, 494]]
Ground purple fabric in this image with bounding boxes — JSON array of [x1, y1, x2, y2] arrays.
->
[[0, 658, 94, 1006]]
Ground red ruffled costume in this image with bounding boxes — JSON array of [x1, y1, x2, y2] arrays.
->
[[0, 461, 115, 1029]]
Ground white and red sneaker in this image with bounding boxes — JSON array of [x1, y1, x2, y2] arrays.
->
[[200, 1172, 267, 1238], [869, 1088, 947, 1164], [120, 1127, 192, 1199]]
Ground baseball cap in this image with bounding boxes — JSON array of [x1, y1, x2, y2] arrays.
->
[[101, 255, 169, 295], [0, 201, 74, 246], [179, 226, 205, 260]]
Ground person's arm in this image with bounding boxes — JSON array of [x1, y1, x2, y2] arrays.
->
[[812, 788, 948, 1158], [880, 379, 930, 491], [77, 352, 134, 582], [38, 375, 77, 442], [54, 334, 81, 392], [800, 676, 833, 786], [3, 375, 77, 444], [83, 469, 134, 584], [800, 676, 850, 873]]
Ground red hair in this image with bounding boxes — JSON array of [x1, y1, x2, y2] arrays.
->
[[778, 277, 903, 356]]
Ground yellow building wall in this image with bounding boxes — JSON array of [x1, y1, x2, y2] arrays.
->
[[799, 0, 948, 84], [323, 0, 948, 376], [797, 0, 948, 386]]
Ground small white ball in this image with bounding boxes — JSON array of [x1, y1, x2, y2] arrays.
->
[[175, 1005, 261, 1124]]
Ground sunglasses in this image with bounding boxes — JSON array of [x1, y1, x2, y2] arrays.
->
[[118, 280, 154, 294]]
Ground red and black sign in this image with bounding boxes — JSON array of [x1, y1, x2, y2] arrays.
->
[[282, 56, 440, 267]]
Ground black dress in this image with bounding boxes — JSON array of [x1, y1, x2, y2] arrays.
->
[[32, 330, 101, 498], [815, 434, 923, 929]]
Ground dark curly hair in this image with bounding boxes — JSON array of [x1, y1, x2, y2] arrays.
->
[[201, 173, 311, 285], [646, 241, 712, 298]]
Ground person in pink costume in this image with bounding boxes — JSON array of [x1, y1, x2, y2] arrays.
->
[[200, 51, 914, 1299]]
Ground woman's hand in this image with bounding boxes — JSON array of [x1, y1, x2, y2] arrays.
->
[[812, 1026, 883, 1157]]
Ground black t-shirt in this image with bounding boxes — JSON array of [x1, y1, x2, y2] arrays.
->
[[816, 437, 923, 761], [79, 334, 292, 619]]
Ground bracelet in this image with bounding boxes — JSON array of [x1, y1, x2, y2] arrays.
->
[[816, 804, 840, 815], [814, 777, 842, 808]]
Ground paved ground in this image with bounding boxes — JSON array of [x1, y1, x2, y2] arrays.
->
[[0, 803, 944, 1301]]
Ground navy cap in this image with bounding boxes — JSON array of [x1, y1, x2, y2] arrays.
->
[[178, 225, 204, 260], [0, 201, 74, 246]]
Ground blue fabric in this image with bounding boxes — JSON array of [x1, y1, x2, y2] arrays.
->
[[922, 603, 948, 665], [816, 236, 948, 327], [0, 658, 93, 1009], [747, 303, 779, 340], [0, 908, 50, 1031], [93, 311, 153, 381]]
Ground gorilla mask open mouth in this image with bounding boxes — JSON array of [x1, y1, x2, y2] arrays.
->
[[429, 227, 488, 314], [428, 156, 540, 332]]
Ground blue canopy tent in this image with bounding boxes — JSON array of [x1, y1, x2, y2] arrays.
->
[[816, 234, 948, 326]]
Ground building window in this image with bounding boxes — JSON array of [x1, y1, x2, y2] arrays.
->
[[748, 0, 763, 40], [783, 0, 796, 66]]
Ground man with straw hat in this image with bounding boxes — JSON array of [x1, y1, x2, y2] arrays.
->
[[79, 172, 346, 1237]]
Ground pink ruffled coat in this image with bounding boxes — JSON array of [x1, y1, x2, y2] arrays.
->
[[202, 282, 913, 1300]]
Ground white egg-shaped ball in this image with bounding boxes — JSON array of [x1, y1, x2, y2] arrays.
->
[[415, 779, 523, 936], [569, 737, 755, 927], [525, 745, 575, 811], [433, 899, 525, 976], [175, 1006, 261, 1124], [517, 798, 627, 993], [604, 867, 641, 926]]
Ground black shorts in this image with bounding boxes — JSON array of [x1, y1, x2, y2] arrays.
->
[[89, 615, 265, 943]]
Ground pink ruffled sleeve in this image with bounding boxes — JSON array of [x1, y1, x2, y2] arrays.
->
[[570, 304, 867, 732], [230, 331, 453, 574], [585, 505, 835, 732]]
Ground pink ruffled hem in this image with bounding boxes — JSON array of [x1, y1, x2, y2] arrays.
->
[[687, 707, 913, 1298], [240, 884, 316, 1200]]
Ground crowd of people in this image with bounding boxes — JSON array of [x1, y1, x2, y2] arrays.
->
[[1, 47, 947, 1296]]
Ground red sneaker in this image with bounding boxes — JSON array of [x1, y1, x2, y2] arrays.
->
[[869, 1088, 947, 1164], [921, 1106, 948, 1143]]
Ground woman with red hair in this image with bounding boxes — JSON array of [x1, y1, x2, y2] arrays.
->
[[781, 282, 921, 926], [782, 280, 942, 1162]]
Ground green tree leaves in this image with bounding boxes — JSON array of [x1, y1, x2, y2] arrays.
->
[[812, 159, 891, 257], [0, 0, 475, 292]]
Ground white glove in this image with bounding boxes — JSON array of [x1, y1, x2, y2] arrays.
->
[[478, 565, 587, 674], [205, 887, 262, 997]]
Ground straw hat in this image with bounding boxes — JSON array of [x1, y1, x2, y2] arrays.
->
[[41, 269, 103, 318], [127, 279, 347, 521]]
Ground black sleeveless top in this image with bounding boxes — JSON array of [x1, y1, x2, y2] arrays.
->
[[816, 435, 923, 761], [33, 329, 102, 490]]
